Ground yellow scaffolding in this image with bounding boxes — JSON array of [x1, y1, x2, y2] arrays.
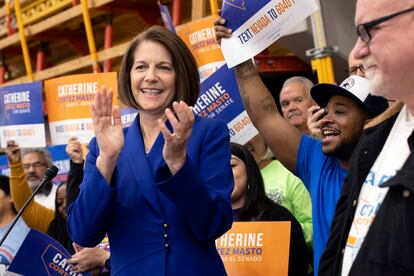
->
[[14, 0, 34, 81], [310, 55, 335, 84], [81, 0, 100, 73], [308, 0, 336, 84], [210, 0, 218, 17]]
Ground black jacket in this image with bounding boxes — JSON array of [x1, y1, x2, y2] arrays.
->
[[66, 160, 84, 210], [319, 113, 414, 276]]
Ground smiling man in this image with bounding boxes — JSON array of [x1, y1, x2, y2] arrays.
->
[[236, 63, 386, 274], [309, 75, 388, 167], [320, 1, 414, 275], [20, 147, 57, 210], [215, 17, 388, 272]]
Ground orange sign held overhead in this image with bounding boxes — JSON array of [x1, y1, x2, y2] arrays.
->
[[176, 16, 225, 82], [216, 221, 291, 276]]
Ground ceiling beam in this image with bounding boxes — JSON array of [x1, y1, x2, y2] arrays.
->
[[0, 0, 115, 51], [1, 40, 129, 86]]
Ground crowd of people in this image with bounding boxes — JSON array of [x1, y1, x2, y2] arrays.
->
[[0, 0, 413, 275]]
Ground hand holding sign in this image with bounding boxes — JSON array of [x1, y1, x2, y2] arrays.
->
[[218, 0, 318, 67], [214, 17, 233, 44], [67, 243, 109, 274], [66, 137, 84, 164], [5, 140, 21, 164]]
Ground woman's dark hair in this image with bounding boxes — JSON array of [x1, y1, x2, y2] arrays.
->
[[118, 25, 200, 109], [230, 143, 278, 221], [0, 175, 17, 214], [47, 182, 73, 254]]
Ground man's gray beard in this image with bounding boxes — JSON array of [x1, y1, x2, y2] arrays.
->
[[363, 56, 387, 97], [368, 71, 387, 97], [27, 179, 41, 191]]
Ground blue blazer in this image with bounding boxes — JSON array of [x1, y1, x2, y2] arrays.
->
[[67, 115, 234, 275]]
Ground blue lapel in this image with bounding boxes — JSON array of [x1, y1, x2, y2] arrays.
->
[[124, 116, 166, 219]]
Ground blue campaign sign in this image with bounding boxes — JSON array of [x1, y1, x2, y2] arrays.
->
[[0, 81, 46, 148], [0, 155, 8, 176], [120, 107, 139, 128], [193, 64, 243, 121], [0, 81, 43, 126], [8, 229, 90, 275], [221, 0, 269, 31], [193, 64, 258, 144], [48, 144, 70, 184], [158, 2, 176, 33]]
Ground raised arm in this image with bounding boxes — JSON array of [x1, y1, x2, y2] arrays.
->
[[155, 118, 233, 241], [215, 19, 302, 172], [67, 87, 122, 246], [65, 137, 84, 210], [6, 141, 54, 233], [235, 59, 302, 172]]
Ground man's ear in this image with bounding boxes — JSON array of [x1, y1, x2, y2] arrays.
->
[[7, 196, 14, 205]]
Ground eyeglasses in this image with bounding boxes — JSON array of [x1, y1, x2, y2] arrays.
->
[[346, 65, 365, 76], [23, 162, 47, 170], [356, 6, 414, 43]]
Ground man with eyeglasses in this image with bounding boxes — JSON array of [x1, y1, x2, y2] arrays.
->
[[319, 2, 414, 276], [215, 15, 389, 274], [7, 141, 57, 210]]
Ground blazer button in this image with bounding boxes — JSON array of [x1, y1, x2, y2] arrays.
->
[[164, 223, 168, 228], [164, 233, 168, 239], [403, 189, 411, 198], [165, 243, 170, 250], [352, 200, 357, 207]]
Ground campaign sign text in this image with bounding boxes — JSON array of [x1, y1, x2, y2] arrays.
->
[[220, 0, 318, 67], [45, 72, 117, 145], [8, 229, 90, 276], [0, 81, 46, 148], [216, 221, 291, 275], [195, 64, 257, 144]]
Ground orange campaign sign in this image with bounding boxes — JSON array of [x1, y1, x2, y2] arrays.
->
[[44, 72, 118, 145], [216, 221, 291, 276], [176, 16, 225, 82]]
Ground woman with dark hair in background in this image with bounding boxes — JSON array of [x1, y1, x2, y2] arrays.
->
[[46, 182, 73, 253], [67, 25, 233, 275], [230, 142, 309, 276]]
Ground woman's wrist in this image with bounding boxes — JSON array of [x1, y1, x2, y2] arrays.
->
[[166, 154, 186, 175], [96, 155, 118, 184]]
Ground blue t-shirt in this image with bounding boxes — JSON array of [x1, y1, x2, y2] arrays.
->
[[0, 218, 30, 266], [296, 135, 347, 274]]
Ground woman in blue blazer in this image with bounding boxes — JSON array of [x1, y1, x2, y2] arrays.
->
[[67, 26, 234, 275]]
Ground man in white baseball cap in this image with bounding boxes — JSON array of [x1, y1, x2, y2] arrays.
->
[[214, 20, 388, 272], [311, 75, 388, 119], [310, 76, 388, 161]]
